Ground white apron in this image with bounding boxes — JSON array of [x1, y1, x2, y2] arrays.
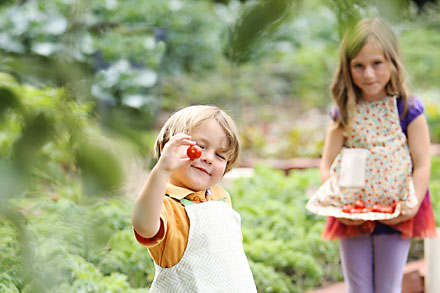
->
[[149, 200, 257, 292], [307, 96, 418, 220]]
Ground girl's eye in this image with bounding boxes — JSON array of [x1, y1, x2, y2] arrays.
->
[[353, 63, 363, 69], [373, 61, 382, 66]]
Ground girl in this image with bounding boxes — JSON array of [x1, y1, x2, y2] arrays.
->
[[132, 105, 257, 292], [306, 18, 436, 293]]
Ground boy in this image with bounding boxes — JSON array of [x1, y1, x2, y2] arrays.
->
[[132, 105, 256, 292]]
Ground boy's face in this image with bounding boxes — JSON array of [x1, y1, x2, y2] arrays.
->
[[169, 118, 229, 191]]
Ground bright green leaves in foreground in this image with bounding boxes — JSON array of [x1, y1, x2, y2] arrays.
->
[[75, 141, 124, 196], [0, 73, 124, 198]]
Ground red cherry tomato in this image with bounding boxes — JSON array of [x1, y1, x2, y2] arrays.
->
[[372, 204, 382, 212], [391, 201, 400, 212], [354, 200, 365, 209], [187, 145, 202, 160], [381, 206, 393, 214], [342, 204, 353, 213], [350, 208, 362, 214]]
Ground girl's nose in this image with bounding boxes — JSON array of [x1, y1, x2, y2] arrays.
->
[[364, 66, 374, 78]]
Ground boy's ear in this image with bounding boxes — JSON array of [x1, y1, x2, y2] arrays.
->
[[159, 144, 165, 156], [155, 142, 163, 159]]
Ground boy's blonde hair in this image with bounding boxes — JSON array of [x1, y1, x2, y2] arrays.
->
[[331, 18, 410, 131], [154, 105, 240, 173]]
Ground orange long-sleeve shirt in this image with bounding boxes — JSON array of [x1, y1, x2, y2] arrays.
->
[[134, 183, 231, 268]]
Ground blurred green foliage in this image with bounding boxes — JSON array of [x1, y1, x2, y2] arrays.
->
[[3, 159, 435, 291], [0, 73, 124, 196], [223, 0, 293, 64], [0, 0, 227, 136], [2, 0, 440, 152], [429, 157, 440, 227], [419, 90, 440, 143], [232, 165, 341, 292], [0, 72, 151, 291]]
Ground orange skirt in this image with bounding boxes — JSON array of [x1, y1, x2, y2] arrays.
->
[[322, 190, 437, 240]]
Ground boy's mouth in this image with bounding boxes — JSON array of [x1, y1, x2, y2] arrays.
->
[[192, 165, 211, 176]]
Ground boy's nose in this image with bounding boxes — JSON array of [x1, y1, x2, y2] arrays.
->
[[201, 150, 213, 164]]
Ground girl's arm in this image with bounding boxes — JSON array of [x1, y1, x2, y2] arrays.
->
[[381, 114, 431, 225], [131, 133, 194, 239], [321, 121, 365, 226], [320, 120, 345, 183]]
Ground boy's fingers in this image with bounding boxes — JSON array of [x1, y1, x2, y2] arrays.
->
[[170, 133, 196, 145]]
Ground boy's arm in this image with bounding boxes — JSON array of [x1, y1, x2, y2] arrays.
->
[[320, 121, 345, 183], [132, 165, 170, 239], [132, 133, 194, 239]]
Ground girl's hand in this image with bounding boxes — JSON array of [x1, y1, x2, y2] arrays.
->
[[379, 204, 419, 226], [156, 133, 196, 173], [337, 218, 364, 226], [320, 169, 331, 184]]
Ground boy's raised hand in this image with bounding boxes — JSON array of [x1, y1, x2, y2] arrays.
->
[[157, 133, 197, 173]]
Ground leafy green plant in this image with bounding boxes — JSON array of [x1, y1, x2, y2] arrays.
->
[[229, 165, 342, 292], [0, 221, 22, 292], [422, 92, 440, 143], [0, 72, 145, 291], [429, 156, 440, 227]]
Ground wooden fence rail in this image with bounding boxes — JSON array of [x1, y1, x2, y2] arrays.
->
[[238, 144, 440, 175]]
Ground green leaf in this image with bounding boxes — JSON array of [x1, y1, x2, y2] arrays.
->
[[12, 112, 54, 169], [76, 141, 124, 195], [224, 0, 293, 64], [0, 87, 20, 117], [5, 55, 92, 87]]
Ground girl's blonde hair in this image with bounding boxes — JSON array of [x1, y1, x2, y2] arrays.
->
[[154, 105, 240, 173], [330, 18, 410, 130]]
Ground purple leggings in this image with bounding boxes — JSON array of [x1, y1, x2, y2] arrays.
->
[[339, 234, 411, 293]]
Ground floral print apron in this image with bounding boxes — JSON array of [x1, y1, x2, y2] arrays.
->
[[307, 96, 418, 220]]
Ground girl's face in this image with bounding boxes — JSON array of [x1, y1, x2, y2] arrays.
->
[[169, 118, 229, 191], [350, 40, 392, 101]]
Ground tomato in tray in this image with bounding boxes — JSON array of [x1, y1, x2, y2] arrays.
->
[[341, 200, 397, 214]]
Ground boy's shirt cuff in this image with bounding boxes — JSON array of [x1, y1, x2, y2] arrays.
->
[[133, 215, 167, 247]]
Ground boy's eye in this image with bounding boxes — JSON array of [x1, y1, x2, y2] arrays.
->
[[216, 153, 226, 160]]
